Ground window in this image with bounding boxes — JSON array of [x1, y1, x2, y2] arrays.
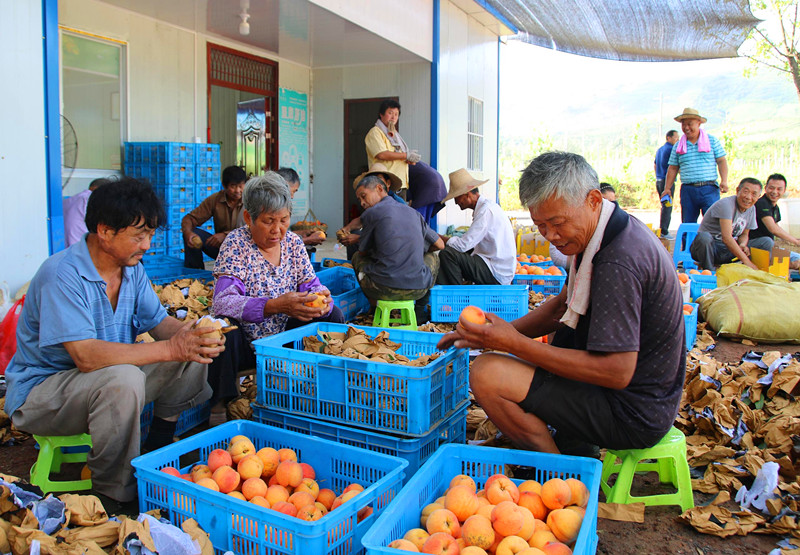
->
[[60, 31, 126, 173], [467, 97, 484, 172]]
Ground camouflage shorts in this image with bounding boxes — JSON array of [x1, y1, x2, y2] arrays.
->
[[352, 252, 439, 302]]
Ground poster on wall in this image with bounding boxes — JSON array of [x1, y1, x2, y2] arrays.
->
[[278, 88, 309, 223]]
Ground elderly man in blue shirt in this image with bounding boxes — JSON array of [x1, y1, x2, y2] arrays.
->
[[5, 178, 224, 510], [662, 107, 729, 224]]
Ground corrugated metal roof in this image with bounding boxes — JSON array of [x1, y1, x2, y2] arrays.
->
[[487, 0, 760, 61]]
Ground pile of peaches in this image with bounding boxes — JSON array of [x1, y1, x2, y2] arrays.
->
[[517, 254, 550, 264], [386, 473, 588, 554], [159, 435, 370, 522]]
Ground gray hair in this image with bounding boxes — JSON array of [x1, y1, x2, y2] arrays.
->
[[357, 174, 385, 191], [243, 171, 293, 220], [518, 151, 599, 209]]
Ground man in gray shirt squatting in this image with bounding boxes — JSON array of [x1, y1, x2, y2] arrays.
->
[[438, 151, 686, 455]]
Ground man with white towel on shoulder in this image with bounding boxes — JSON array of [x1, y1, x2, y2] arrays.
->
[[437, 152, 686, 457]]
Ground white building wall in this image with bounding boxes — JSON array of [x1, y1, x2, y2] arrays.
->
[[310, 0, 433, 61], [436, 1, 500, 231], [0, 1, 50, 294], [312, 62, 431, 229]]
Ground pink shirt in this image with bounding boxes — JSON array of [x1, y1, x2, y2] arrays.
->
[[62, 189, 92, 247]]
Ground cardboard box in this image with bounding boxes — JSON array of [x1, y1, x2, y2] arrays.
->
[[751, 246, 790, 280], [517, 230, 550, 256]]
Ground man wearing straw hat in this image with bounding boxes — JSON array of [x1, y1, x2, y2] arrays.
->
[[662, 107, 729, 223], [436, 169, 516, 286]]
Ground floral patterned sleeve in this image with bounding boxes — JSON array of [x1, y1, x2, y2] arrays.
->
[[211, 228, 267, 323]]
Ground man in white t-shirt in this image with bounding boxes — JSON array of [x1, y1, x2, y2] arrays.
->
[[690, 178, 773, 270], [436, 169, 516, 285]]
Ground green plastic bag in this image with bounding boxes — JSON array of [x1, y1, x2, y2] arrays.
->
[[698, 265, 800, 343]]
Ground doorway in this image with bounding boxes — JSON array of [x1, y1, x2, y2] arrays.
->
[[343, 97, 397, 224], [207, 43, 279, 173]]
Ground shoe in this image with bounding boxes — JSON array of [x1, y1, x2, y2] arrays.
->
[[660, 232, 673, 240], [554, 433, 600, 459]]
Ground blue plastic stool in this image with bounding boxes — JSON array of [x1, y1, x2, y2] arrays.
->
[[30, 434, 93, 494], [373, 300, 417, 330], [672, 223, 699, 271], [600, 427, 694, 512]]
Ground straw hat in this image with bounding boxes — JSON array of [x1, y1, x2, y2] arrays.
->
[[352, 163, 403, 192], [674, 107, 707, 124], [443, 168, 489, 203]]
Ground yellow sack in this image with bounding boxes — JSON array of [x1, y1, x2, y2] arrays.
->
[[698, 265, 800, 343]]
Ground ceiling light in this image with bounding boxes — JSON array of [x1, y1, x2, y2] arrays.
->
[[239, 0, 250, 36]]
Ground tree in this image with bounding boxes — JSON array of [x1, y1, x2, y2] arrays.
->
[[740, 0, 800, 103]]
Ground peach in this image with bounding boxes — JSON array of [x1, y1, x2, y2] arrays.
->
[[314, 502, 328, 516], [299, 462, 316, 479], [343, 483, 365, 495], [456, 538, 467, 551], [460, 305, 487, 325], [195, 477, 219, 491], [241, 477, 268, 500], [518, 480, 542, 496], [420, 502, 444, 528], [275, 460, 304, 488], [486, 475, 520, 505], [357, 505, 373, 522], [488, 531, 506, 554], [228, 437, 256, 464], [190, 464, 212, 482], [541, 541, 572, 555], [529, 530, 558, 550], [227, 491, 246, 501], [207, 449, 233, 473], [388, 538, 420, 552], [256, 447, 280, 478], [271, 501, 297, 517], [476, 504, 495, 520], [249, 495, 271, 509], [444, 485, 480, 522], [435, 495, 447, 507], [288, 491, 316, 512], [496, 535, 532, 555], [317, 488, 336, 510], [426, 508, 461, 538], [295, 478, 320, 500], [266, 484, 290, 506], [180, 473, 193, 481], [334, 489, 360, 509], [517, 506, 536, 541], [404, 528, 430, 551], [277, 447, 297, 462], [421, 532, 459, 555], [449, 474, 477, 493], [533, 519, 550, 534], [546, 509, 582, 544], [565, 506, 585, 519], [540, 479, 571, 510], [564, 478, 589, 509], [476, 496, 491, 508], [461, 547, 489, 555], [491, 501, 524, 537], [518, 549, 547, 555], [297, 504, 323, 521], [237, 454, 265, 480], [518, 492, 548, 520], [461, 514, 495, 550], [160, 466, 181, 477], [477, 489, 486, 498], [212, 465, 241, 494], [268, 474, 280, 487]]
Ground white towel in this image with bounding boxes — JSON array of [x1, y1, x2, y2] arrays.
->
[[560, 199, 616, 329]]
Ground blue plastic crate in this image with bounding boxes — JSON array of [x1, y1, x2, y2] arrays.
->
[[154, 183, 194, 205], [689, 272, 717, 300], [166, 203, 195, 227], [253, 322, 470, 436], [321, 257, 353, 269], [520, 260, 554, 268], [430, 284, 529, 322], [151, 163, 195, 185], [141, 247, 167, 261], [316, 266, 370, 321], [142, 255, 185, 269], [124, 162, 155, 181], [513, 266, 567, 295], [147, 228, 166, 253], [165, 227, 184, 249], [194, 164, 221, 184], [194, 183, 219, 203], [147, 267, 213, 286], [132, 420, 407, 555], [140, 400, 212, 438], [150, 142, 195, 165], [166, 246, 186, 259], [684, 302, 699, 350], [252, 402, 467, 484], [362, 444, 601, 555], [194, 143, 221, 165], [124, 142, 155, 164]]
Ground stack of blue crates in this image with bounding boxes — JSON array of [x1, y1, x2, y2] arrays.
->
[[124, 142, 220, 261]]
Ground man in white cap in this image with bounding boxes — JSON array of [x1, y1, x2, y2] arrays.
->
[[662, 107, 729, 224], [436, 169, 516, 286]]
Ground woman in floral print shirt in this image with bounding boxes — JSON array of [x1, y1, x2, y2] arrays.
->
[[206, 172, 344, 423]]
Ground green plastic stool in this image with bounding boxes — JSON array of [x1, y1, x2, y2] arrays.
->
[[600, 427, 694, 511], [30, 434, 93, 494], [373, 300, 417, 330]]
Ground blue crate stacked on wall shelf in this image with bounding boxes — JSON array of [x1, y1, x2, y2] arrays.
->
[[124, 142, 221, 262]]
